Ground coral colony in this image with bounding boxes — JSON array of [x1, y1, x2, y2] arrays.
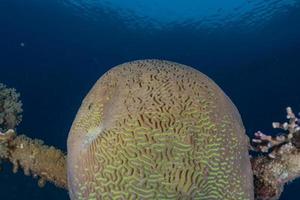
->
[[252, 107, 300, 200], [0, 83, 22, 133], [0, 83, 67, 188], [1, 60, 300, 200]]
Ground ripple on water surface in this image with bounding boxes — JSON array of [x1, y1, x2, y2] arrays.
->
[[63, 0, 298, 30]]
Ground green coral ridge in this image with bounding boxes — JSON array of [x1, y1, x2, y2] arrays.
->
[[0, 83, 23, 132], [67, 60, 254, 200]]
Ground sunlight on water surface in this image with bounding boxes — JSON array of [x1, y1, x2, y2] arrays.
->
[[63, 0, 298, 29]]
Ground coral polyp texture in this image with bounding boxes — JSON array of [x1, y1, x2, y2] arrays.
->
[[252, 107, 300, 200], [0, 83, 23, 132], [67, 60, 254, 199], [0, 84, 67, 189], [0, 130, 67, 188]]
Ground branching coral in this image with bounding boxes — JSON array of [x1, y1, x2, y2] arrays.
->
[[0, 129, 14, 160], [0, 83, 23, 132], [252, 107, 300, 200], [0, 129, 67, 189], [0, 83, 67, 189]]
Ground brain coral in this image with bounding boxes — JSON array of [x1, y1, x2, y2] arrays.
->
[[67, 59, 254, 199], [0, 83, 22, 132]]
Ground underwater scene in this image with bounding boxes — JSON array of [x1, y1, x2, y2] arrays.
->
[[1, 0, 300, 199]]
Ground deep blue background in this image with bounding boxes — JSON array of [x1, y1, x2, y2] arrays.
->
[[0, 0, 300, 199]]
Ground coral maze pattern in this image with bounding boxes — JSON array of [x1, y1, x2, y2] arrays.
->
[[67, 60, 253, 200]]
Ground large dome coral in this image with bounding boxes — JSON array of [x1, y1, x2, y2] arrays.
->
[[67, 60, 254, 199]]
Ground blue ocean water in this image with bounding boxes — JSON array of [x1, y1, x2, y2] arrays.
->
[[0, 0, 300, 199]]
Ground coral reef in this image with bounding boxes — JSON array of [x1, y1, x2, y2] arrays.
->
[[0, 83, 23, 132], [1, 61, 300, 200], [252, 107, 300, 200], [0, 129, 67, 189], [0, 129, 14, 160], [0, 83, 66, 189], [67, 60, 253, 199]]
